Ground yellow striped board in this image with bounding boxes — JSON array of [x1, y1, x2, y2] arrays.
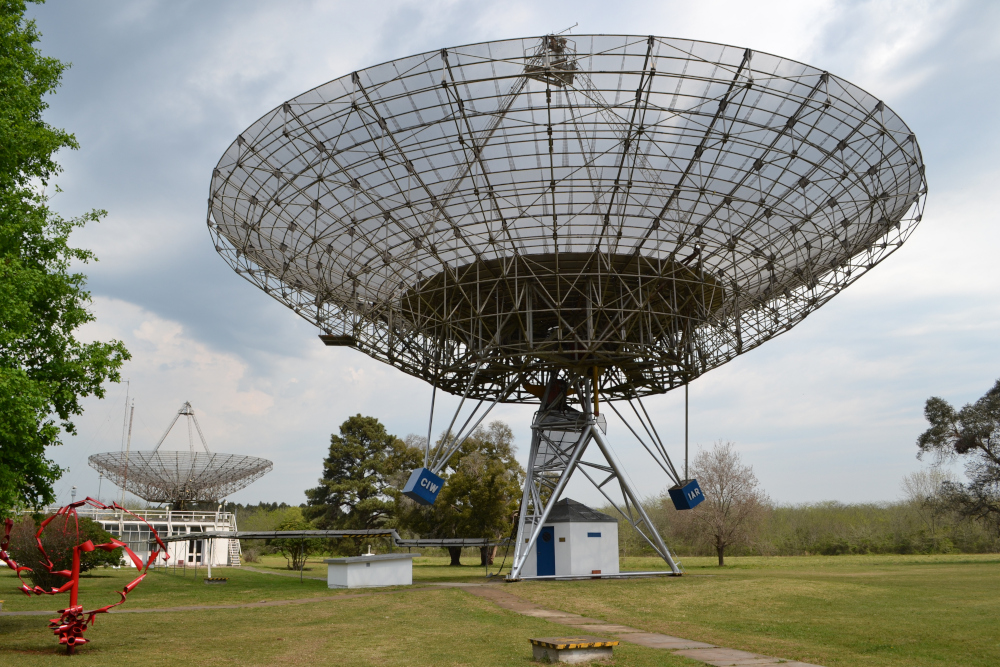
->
[[529, 636, 620, 650]]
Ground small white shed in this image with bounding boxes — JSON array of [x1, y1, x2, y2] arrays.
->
[[519, 498, 619, 578], [324, 553, 419, 588]]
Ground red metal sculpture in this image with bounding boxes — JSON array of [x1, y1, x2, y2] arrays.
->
[[0, 498, 168, 654]]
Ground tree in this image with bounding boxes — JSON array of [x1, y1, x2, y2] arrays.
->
[[267, 509, 323, 571], [398, 421, 523, 566], [917, 380, 1000, 536], [8, 515, 123, 589], [901, 468, 957, 552], [0, 0, 130, 515], [687, 441, 769, 566], [305, 415, 421, 554]]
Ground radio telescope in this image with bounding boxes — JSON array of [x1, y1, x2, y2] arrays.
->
[[89, 402, 273, 509], [206, 35, 926, 577]]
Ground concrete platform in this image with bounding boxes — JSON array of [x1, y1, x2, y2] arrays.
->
[[530, 636, 618, 663]]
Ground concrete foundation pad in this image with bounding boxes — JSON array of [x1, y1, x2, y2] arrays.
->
[[530, 636, 618, 664]]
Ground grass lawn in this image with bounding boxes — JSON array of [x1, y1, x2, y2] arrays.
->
[[0, 562, 691, 667], [1, 553, 996, 665], [517, 553, 1000, 667], [0, 553, 499, 613]]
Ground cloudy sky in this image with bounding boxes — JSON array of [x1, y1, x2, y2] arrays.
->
[[30, 0, 1000, 509]]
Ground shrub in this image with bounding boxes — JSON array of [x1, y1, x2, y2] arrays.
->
[[7, 515, 123, 590]]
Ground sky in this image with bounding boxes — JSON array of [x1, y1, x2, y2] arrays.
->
[[27, 0, 1000, 510]]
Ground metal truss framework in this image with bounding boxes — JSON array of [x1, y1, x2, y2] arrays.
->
[[88, 403, 273, 506], [208, 34, 926, 403], [510, 370, 681, 579]]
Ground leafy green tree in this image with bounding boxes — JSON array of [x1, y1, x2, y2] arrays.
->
[[917, 380, 1000, 535], [266, 509, 323, 570], [399, 421, 523, 566], [0, 0, 130, 515], [305, 415, 421, 554]]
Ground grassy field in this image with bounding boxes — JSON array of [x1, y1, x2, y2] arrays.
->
[[0, 557, 691, 666], [524, 553, 1000, 667], [1, 553, 997, 665]]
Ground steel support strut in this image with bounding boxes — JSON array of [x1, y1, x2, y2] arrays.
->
[[508, 372, 681, 579], [590, 427, 680, 572]]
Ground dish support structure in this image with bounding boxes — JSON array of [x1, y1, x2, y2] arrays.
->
[[508, 375, 681, 580]]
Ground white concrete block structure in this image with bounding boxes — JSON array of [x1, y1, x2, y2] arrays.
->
[[324, 553, 419, 588], [518, 498, 619, 578]]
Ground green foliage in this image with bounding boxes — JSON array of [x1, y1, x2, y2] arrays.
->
[[305, 415, 421, 555], [917, 379, 1000, 535], [231, 501, 293, 516], [0, 0, 130, 515], [636, 495, 1000, 558], [77, 516, 123, 570], [7, 514, 123, 590], [305, 415, 421, 530], [397, 421, 523, 565], [266, 508, 323, 570], [232, 503, 299, 559]]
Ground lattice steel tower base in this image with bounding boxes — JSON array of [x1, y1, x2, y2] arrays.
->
[[510, 371, 681, 579]]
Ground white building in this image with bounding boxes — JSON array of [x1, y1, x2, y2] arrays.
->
[[518, 498, 619, 578], [43, 506, 241, 569]]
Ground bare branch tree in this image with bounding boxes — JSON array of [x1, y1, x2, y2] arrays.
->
[[690, 441, 770, 566], [901, 468, 957, 552]]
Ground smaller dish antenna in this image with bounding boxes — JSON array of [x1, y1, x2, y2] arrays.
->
[[88, 402, 273, 509]]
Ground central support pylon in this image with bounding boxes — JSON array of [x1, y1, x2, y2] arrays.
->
[[508, 372, 682, 580]]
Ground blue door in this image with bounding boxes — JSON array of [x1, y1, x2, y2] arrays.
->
[[537, 526, 555, 576]]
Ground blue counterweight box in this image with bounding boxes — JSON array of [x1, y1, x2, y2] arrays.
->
[[402, 467, 444, 505], [668, 479, 705, 510]]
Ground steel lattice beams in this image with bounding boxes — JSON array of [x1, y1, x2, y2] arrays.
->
[[207, 34, 925, 402]]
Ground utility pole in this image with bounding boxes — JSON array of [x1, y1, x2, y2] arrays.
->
[[120, 401, 135, 507]]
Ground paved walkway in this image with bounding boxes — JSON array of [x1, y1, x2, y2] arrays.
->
[[453, 584, 825, 667]]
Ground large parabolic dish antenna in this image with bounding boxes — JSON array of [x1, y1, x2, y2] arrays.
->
[[89, 402, 273, 508], [206, 35, 925, 578], [208, 34, 925, 401]]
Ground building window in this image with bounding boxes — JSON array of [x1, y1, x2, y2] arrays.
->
[[587, 532, 601, 538]]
